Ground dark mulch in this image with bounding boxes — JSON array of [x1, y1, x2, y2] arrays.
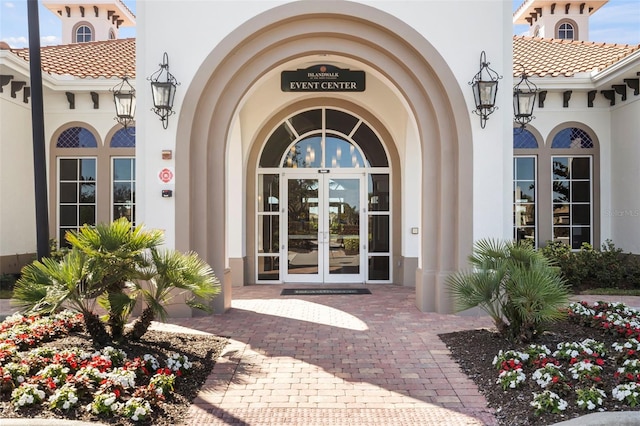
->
[[0, 329, 228, 425], [440, 319, 637, 426]]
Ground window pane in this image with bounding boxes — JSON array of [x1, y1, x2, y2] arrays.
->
[[113, 158, 132, 180], [553, 181, 569, 203], [283, 136, 322, 168], [59, 182, 77, 203], [114, 205, 133, 222], [79, 205, 95, 226], [113, 182, 132, 203], [552, 158, 569, 179], [572, 181, 590, 202], [513, 129, 538, 149], [60, 205, 77, 226], [57, 127, 97, 148], [258, 174, 279, 212], [572, 227, 590, 249], [80, 159, 96, 180], [368, 174, 389, 211], [258, 256, 280, 280], [326, 109, 358, 135], [570, 158, 590, 179], [368, 256, 389, 280], [572, 204, 590, 225], [59, 159, 78, 180], [553, 204, 569, 225], [79, 183, 96, 203], [289, 109, 322, 135], [515, 226, 535, 244], [514, 181, 535, 202], [369, 215, 390, 253], [515, 157, 535, 180], [325, 136, 365, 168], [110, 128, 136, 148], [258, 215, 279, 254], [551, 128, 593, 149], [260, 123, 296, 167], [352, 123, 388, 167]]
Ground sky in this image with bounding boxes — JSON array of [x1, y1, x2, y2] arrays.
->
[[0, 0, 639, 48]]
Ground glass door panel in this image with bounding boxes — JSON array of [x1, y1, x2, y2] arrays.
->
[[284, 174, 364, 283], [286, 178, 320, 280], [327, 177, 361, 278]]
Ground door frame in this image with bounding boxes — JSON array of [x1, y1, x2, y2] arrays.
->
[[282, 170, 366, 284]]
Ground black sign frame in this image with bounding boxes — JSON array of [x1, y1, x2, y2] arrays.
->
[[281, 65, 365, 92]]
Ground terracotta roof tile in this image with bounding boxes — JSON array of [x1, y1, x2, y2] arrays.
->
[[11, 38, 135, 79], [513, 35, 640, 77]]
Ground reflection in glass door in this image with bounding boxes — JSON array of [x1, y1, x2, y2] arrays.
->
[[284, 174, 363, 283]]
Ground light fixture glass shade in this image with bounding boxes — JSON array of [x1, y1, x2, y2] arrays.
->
[[514, 90, 536, 119], [473, 80, 499, 109], [151, 81, 176, 110], [114, 92, 136, 119]]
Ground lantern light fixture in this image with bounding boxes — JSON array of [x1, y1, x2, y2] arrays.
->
[[111, 76, 135, 130], [148, 52, 179, 129], [513, 64, 538, 129], [469, 51, 502, 129]]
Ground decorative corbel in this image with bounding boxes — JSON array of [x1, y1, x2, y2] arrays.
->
[[65, 92, 75, 109], [90, 92, 99, 109], [23, 87, 30, 104], [612, 84, 627, 101], [11, 81, 26, 98], [538, 90, 547, 108], [0, 75, 14, 93], [563, 90, 572, 108], [587, 90, 596, 107], [624, 78, 639, 96], [601, 90, 615, 106]]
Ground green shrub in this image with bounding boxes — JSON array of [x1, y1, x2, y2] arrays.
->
[[541, 240, 640, 291], [447, 238, 569, 343]]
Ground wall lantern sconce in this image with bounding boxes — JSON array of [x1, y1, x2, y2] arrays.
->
[[469, 51, 502, 128], [513, 64, 537, 129], [148, 52, 179, 129], [111, 76, 135, 130]]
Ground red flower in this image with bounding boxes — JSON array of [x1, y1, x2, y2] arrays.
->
[[595, 358, 604, 366], [114, 388, 121, 398]]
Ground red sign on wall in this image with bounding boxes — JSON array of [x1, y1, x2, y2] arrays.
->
[[158, 168, 174, 184]]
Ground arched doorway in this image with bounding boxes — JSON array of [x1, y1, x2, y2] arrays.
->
[[255, 107, 391, 284], [175, 1, 473, 314]]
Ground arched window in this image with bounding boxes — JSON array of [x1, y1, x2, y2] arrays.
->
[[75, 25, 92, 43], [109, 29, 116, 40], [513, 125, 599, 250], [52, 125, 136, 247], [550, 128, 595, 249], [513, 128, 538, 245], [558, 23, 574, 40]]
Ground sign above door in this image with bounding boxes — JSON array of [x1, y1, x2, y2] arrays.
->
[[281, 65, 365, 92]]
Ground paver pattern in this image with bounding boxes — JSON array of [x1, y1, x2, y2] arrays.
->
[[164, 285, 498, 425]]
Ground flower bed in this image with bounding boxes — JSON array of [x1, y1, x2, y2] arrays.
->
[[494, 301, 640, 416], [0, 311, 227, 424]]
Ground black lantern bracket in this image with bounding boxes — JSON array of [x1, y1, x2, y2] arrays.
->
[[148, 52, 180, 129], [513, 63, 538, 130], [111, 75, 136, 132], [469, 51, 502, 129]]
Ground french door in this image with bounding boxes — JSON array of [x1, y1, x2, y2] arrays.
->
[[284, 172, 364, 283]]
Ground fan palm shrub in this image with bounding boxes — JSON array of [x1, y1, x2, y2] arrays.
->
[[447, 238, 570, 342], [13, 218, 221, 344], [127, 248, 220, 340]]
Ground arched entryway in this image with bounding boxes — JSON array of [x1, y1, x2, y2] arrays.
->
[[252, 107, 393, 284], [175, 1, 473, 314]]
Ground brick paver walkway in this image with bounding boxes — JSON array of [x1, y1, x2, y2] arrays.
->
[[162, 285, 499, 425]]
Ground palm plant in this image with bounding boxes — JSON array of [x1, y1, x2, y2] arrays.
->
[[66, 218, 163, 340], [127, 248, 221, 340], [447, 238, 570, 342], [13, 249, 111, 344], [13, 218, 221, 345]]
